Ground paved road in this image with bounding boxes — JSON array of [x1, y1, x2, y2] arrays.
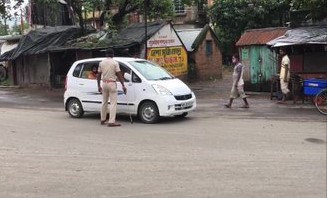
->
[[0, 82, 326, 198], [0, 82, 325, 122]]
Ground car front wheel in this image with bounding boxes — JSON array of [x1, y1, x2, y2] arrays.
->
[[138, 101, 159, 124], [67, 98, 84, 118]]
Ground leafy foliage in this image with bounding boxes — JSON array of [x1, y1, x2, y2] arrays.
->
[[291, 0, 327, 21], [0, 0, 22, 34], [8, 0, 176, 34], [0, 21, 8, 35], [209, 0, 327, 61]]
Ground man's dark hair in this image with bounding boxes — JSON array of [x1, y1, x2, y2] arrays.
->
[[279, 47, 290, 55], [105, 48, 115, 57], [233, 53, 240, 60]]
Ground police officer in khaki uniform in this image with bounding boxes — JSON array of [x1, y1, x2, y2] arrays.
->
[[97, 48, 127, 127]]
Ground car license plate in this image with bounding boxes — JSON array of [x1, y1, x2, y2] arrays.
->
[[181, 102, 192, 108]]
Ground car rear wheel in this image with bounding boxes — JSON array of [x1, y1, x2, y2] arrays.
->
[[138, 101, 159, 124], [67, 98, 84, 118]]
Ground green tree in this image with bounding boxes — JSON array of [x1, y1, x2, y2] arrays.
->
[[9, 21, 29, 35], [0, 20, 9, 35], [210, 0, 327, 60], [209, 0, 291, 60], [0, 0, 14, 35], [100, 0, 174, 30], [291, 0, 327, 22], [12, 0, 176, 33]]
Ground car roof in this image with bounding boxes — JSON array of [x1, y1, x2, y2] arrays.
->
[[73, 57, 145, 65]]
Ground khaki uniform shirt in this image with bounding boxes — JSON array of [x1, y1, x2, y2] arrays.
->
[[98, 58, 120, 81], [280, 55, 290, 81]]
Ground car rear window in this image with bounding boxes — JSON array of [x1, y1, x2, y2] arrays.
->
[[72, 62, 100, 79], [73, 64, 82, 77]]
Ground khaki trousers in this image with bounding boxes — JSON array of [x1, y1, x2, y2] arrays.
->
[[101, 82, 117, 124]]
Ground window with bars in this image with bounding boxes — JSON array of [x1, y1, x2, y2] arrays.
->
[[206, 40, 213, 56], [174, 0, 185, 14]]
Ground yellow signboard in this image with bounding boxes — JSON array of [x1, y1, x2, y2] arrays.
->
[[147, 47, 188, 76]]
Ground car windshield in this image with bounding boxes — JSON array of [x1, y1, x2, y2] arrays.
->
[[129, 60, 174, 81]]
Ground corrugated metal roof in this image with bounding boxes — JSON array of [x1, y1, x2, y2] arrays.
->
[[175, 28, 202, 51], [236, 27, 288, 46], [267, 26, 327, 47], [109, 21, 166, 48]]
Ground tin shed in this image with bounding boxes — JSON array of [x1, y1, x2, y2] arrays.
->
[[236, 27, 288, 91], [267, 26, 327, 80]]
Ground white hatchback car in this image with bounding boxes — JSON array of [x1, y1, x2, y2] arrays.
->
[[64, 57, 197, 123]]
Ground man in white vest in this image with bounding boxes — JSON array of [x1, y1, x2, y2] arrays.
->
[[278, 47, 290, 104]]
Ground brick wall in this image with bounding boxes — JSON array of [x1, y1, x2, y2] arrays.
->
[[194, 31, 223, 81]]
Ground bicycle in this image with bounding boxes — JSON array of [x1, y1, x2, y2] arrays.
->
[[314, 88, 327, 115]]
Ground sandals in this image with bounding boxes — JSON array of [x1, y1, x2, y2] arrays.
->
[[101, 120, 121, 127], [224, 104, 231, 108], [276, 101, 286, 104], [108, 123, 121, 127]]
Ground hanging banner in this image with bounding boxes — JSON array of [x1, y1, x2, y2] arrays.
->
[[147, 47, 188, 76]]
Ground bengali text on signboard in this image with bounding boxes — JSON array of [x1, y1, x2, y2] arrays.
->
[[147, 47, 188, 76]]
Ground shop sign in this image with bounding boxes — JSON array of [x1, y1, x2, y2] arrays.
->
[[147, 24, 188, 76], [148, 47, 188, 76]]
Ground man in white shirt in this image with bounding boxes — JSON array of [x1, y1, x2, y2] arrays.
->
[[278, 47, 290, 103]]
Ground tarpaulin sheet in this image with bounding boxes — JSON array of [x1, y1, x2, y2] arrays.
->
[[267, 26, 327, 47], [0, 26, 84, 61]]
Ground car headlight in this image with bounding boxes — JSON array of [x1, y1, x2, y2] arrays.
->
[[152, 84, 172, 95]]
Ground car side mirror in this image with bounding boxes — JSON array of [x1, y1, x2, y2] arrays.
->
[[124, 73, 131, 82]]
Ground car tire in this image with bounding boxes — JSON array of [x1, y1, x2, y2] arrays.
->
[[67, 98, 84, 118], [138, 101, 159, 124]]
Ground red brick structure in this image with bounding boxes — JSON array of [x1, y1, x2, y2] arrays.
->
[[176, 25, 223, 81]]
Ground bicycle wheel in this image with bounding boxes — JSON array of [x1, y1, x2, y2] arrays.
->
[[314, 89, 327, 115]]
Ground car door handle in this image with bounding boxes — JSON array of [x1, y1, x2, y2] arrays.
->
[[79, 83, 84, 85]]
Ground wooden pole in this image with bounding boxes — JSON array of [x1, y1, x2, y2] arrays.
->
[[144, 0, 148, 59]]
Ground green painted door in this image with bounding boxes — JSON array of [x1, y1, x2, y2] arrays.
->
[[249, 46, 278, 91], [249, 46, 261, 91]]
